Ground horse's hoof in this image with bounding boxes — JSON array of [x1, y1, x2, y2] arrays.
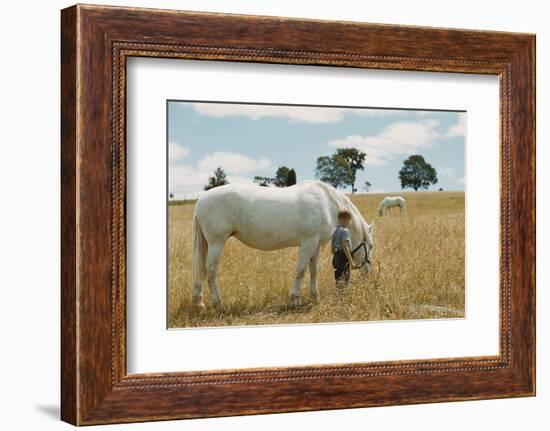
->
[[289, 294, 301, 308], [193, 301, 206, 311], [310, 293, 320, 304]]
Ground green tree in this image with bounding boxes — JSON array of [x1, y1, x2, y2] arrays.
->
[[398, 155, 438, 191], [364, 181, 372, 193], [287, 168, 297, 186], [335, 148, 366, 193], [315, 154, 351, 189], [274, 166, 290, 187], [257, 166, 297, 187], [204, 166, 229, 190], [254, 176, 274, 187]]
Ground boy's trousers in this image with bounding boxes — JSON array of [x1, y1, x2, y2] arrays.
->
[[332, 250, 350, 284]]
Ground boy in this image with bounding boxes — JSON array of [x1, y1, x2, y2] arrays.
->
[[331, 209, 359, 287]]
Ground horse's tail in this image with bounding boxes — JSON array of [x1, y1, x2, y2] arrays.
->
[[192, 215, 208, 285]]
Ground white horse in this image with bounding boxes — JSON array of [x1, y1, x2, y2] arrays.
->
[[191, 180, 374, 308], [378, 196, 407, 216]]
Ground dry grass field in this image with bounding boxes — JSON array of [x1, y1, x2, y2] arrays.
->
[[168, 191, 465, 328]]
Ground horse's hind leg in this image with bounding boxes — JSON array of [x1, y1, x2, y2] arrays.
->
[[308, 246, 321, 302], [192, 283, 204, 308], [290, 238, 318, 307], [206, 241, 224, 309]]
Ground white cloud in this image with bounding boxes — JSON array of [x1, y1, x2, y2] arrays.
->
[[191, 103, 405, 124], [192, 103, 343, 123], [197, 151, 271, 174], [169, 142, 190, 161], [446, 113, 466, 138], [328, 119, 440, 166], [456, 176, 465, 185], [169, 152, 272, 198], [439, 166, 456, 178], [169, 165, 209, 198], [169, 167, 261, 200], [226, 175, 257, 186]]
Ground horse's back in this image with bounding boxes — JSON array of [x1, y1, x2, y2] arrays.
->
[[196, 183, 309, 212], [383, 196, 405, 203], [194, 183, 332, 249]]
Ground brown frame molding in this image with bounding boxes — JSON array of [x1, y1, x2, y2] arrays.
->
[[61, 4, 535, 425]]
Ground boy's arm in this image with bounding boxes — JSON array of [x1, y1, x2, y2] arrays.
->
[[342, 241, 355, 268]]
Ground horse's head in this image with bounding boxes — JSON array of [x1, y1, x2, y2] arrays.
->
[[350, 220, 374, 275]]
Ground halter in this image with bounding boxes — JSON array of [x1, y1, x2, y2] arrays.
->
[[351, 240, 371, 266]]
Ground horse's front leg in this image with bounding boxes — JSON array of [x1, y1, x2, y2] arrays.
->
[[308, 245, 321, 302], [290, 239, 317, 307]]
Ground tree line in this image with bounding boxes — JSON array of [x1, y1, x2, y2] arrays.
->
[[314, 149, 438, 192], [254, 166, 296, 188], [173, 149, 439, 195], [203, 165, 297, 191]]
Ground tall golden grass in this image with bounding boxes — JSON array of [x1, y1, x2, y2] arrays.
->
[[168, 191, 465, 328]]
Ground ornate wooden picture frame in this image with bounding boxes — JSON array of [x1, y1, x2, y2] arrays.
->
[[61, 4, 535, 425]]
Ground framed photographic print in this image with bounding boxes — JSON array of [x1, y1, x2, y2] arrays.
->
[[61, 4, 535, 425]]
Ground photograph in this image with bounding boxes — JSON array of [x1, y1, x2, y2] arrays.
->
[[167, 101, 466, 328]]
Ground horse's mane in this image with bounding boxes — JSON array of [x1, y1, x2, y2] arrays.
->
[[308, 181, 370, 239]]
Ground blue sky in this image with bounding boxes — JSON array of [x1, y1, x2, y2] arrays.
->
[[168, 101, 465, 199]]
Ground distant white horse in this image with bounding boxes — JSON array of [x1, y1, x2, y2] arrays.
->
[[191, 180, 374, 308], [378, 196, 407, 216]]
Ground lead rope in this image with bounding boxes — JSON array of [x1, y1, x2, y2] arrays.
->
[[351, 241, 371, 264]]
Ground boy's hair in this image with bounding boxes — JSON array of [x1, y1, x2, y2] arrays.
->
[[337, 209, 352, 220]]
